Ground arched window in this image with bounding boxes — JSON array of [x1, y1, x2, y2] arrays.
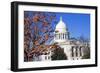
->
[[80, 47, 82, 56], [72, 46, 74, 57], [76, 47, 78, 57], [45, 56, 47, 60]]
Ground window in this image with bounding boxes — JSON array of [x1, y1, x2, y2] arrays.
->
[[80, 47, 82, 56], [72, 47, 74, 57], [45, 56, 47, 60], [48, 56, 50, 59], [63, 33, 64, 39], [76, 48, 78, 57]]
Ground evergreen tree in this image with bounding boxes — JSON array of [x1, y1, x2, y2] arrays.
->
[[51, 46, 67, 60]]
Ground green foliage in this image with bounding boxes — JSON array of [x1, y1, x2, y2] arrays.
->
[[82, 52, 90, 59], [24, 12, 56, 61], [51, 47, 67, 60], [82, 47, 90, 59]]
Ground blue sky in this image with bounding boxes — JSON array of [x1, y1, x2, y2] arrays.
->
[[53, 12, 90, 39], [25, 11, 90, 39]]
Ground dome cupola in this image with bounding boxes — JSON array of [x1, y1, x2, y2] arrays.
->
[[54, 16, 69, 43], [55, 17, 68, 33]]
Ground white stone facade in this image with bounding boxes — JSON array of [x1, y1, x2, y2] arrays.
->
[[53, 17, 86, 60], [33, 16, 89, 61]]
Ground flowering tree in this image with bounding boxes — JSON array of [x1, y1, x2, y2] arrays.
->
[[24, 11, 56, 61], [51, 43, 67, 60]]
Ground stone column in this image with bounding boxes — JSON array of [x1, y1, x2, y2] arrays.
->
[[61, 33, 62, 40], [58, 34, 59, 39], [66, 33, 68, 39], [65, 33, 66, 39], [59, 33, 60, 39], [73, 47, 76, 59], [64, 33, 66, 39], [60, 33, 61, 39], [56, 34, 57, 40], [57, 34, 58, 39], [78, 47, 80, 57], [66, 33, 67, 39]]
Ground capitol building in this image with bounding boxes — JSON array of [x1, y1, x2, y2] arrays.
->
[[33, 17, 90, 61]]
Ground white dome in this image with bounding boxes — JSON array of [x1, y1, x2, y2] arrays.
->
[[54, 17, 69, 43], [55, 17, 67, 33]]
